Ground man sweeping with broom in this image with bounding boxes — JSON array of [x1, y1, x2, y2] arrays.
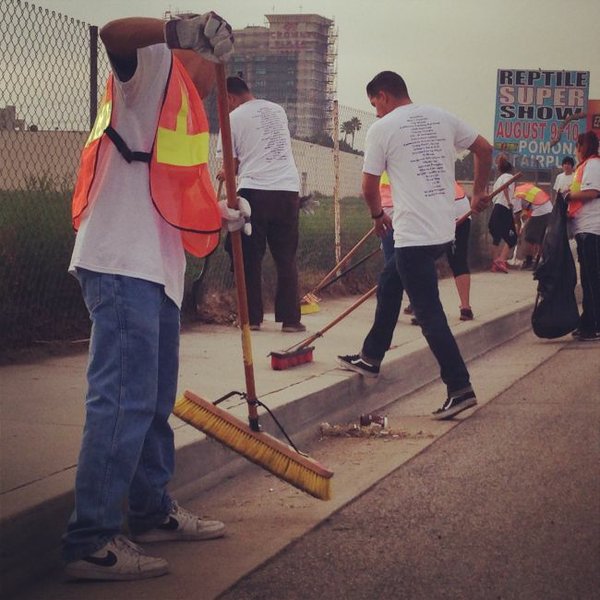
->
[[337, 71, 493, 420], [63, 13, 241, 581]]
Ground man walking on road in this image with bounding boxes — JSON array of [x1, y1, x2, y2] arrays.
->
[[218, 77, 305, 333], [337, 70, 493, 419]]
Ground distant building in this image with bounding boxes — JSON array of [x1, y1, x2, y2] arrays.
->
[[228, 14, 337, 141]]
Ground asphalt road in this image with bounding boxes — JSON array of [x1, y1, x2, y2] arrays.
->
[[219, 344, 600, 600]]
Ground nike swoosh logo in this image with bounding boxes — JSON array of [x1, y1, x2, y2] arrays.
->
[[157, 516, 180, 531], [83, 551, 118, 567]]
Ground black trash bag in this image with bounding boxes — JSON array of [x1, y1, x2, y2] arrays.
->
[[531, 193, 579, 338]]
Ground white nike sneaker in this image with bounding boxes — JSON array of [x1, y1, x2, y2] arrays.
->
[[131, 503, 226, 543], [64, 535, 168, 581]]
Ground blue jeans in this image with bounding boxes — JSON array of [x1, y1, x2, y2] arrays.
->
[[381, 228, 395, 265], [362, 244, 471, 394], [62, 270, 180, 561]]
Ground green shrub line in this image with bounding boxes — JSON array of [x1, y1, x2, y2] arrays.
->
[[0, 186, 379, 358], [1, 183, 494, 361]]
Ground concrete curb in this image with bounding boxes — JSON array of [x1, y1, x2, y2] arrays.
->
[[1, 300, 534, 597]]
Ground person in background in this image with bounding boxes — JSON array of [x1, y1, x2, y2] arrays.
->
[[488, 155, 518, 273], [379, 171, 395, 264], [567, 131, 600, 341], [553, 156, 575, 202], [410, 182, 475, 323], [448, 182, 475, 320], [63, 13, 238, 581], [520, 188, 552, 270], [508, 192, 524, 267], [217, 76, 305, 333], [337, 70, 493, 420]]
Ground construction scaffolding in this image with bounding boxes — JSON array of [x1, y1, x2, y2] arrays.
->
[[228, 14, 338, 141]]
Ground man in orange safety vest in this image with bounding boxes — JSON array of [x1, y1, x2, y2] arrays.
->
[[63, 14, 241, 582]]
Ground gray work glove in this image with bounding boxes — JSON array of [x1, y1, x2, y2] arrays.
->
[[164, 12, 234, 63], [218, 197, 252, 235], [299, 193, 320, 215]]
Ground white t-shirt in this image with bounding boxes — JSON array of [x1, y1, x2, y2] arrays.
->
[[553, 172, 574, 194], [69, 44, 187, 308], [530, 199, 553, 217], [572, 157, 600, 235], [492, 173, 516, 209], [220, 99, 300, 192], [363, 104, 477, 247]]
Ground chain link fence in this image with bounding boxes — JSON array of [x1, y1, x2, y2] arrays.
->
[[2, 2, 520, 360], [0, 0, 382, 359]]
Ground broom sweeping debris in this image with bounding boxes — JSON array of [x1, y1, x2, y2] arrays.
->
[[173, 64, 333, 501], [175, 391, 332, 500], [301, 226, 376, 314], [271, 285, 378, 370]]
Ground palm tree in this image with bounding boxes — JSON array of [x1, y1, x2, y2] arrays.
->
[[349, 116, 362, 149], [340, 120, 354, 145]]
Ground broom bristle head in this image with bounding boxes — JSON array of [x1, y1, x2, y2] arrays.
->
[[270, 347, 314, 370], [174, 391, 332, 500]]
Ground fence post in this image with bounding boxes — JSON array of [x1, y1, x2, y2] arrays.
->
[[333, 99, 341, 266], [89, 25, 98, 129]]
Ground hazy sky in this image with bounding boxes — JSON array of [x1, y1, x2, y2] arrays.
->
[[30, 0, 600, 140]]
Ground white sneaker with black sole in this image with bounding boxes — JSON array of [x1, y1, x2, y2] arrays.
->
[[130, 503, 226, 543], [64, 535, 168, 581], [336, 354, 380, 378], [432, 389, 477, 420]]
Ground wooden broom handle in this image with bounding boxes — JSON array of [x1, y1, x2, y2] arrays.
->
[[310, 226, 375, 295], [288, 285, 378, 353], [215, 63, 259, 426], [455, 171, 522, 227]]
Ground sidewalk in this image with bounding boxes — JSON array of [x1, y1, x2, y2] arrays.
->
[[1, 270, 539, 595]]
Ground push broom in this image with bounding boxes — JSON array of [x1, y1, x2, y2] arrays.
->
[[271, 285, 378, 370], [173, 64, 333, 501], [301, 226, 376, 314]]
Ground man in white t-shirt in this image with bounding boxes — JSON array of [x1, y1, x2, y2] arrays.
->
[[217, 77, 304, 332], [63, 14, 237, 582], [337, 71, 493, 420], [553, 156, 575, 201]]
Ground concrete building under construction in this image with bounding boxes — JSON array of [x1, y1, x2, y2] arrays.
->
[[228, 14, 337, 141]]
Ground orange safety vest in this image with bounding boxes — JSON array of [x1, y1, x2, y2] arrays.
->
[[568, 155, 600, 218], [71, 54, 220, 258], [514, 183, 549, 206]]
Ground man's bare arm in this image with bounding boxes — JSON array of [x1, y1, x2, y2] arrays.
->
[[99, 18, 166, 81], [468, 135, 493, 213], [100, 18, 165, 60]]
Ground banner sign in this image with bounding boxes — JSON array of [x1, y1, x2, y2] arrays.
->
[[587, 99, 600, 139], [494, 69, 589, 169]]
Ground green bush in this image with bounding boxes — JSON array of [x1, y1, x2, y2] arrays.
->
[[1, 187, 379, 357], [0, 182, 89, 355]]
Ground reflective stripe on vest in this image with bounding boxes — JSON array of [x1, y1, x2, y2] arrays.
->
[[156, 80, 210, 167], [71, 54, 220, 258], [515, 183, 549, 206]]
